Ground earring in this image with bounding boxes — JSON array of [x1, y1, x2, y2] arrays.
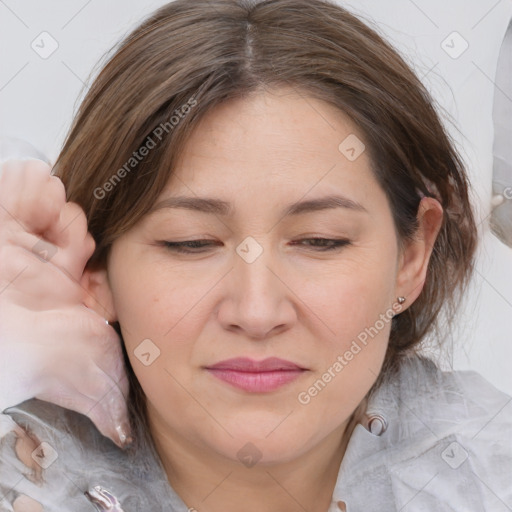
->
[[392, 296, 407, 318], [105, 319, 110, 326]]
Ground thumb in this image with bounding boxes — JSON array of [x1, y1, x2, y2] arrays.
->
[[85, 378, 133, 449], [36, 372, 132, 450]]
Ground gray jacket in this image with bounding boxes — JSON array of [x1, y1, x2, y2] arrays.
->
[[1, 355, 511, 511]]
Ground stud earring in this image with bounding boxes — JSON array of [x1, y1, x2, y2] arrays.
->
[[397, 296, 406, 304]]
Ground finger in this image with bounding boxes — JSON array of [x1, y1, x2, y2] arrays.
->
[[13, 426, 42, 477], [36, 310, 132, 448], [83, 324, 132, 448], [85, 375, 132, 449], [0, 242, 83, 309], [12, 495, 44, 512], [36, 372, 131, 450], [42, 201, 96, 281], [0, 226, 95, 295], [0, 160, 66, 237]]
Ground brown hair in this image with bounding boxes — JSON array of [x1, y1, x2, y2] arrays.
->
[[53, 0, 478, 446]]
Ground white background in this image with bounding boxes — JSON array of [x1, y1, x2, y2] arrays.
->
[[1, 0, 511, 394]]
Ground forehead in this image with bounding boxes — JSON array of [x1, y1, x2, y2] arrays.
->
[[156, 87, 385, 218]]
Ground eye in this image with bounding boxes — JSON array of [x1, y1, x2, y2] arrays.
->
[[159, 238, 351, 254], [161, 240, 219, 253], [289, 238, 351, 252]]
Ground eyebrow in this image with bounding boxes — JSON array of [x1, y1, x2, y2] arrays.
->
[[150, 194, 368, 217]]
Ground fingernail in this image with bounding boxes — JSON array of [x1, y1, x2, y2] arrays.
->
[[115, 424, 133, 448]]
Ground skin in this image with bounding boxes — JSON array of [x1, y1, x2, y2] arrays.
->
[[0, 160, 130, 448], [12, 495, 43, 512], [83, 86, 443, 512]]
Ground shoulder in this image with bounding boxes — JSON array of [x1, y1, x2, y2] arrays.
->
[[391, 354, 512, 435], [335, 355, 512, 510], [0, 399, 173, 512], [381, 354, 512, 468]]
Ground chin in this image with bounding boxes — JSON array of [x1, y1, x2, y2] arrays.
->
[[211, 430, 312, 467]]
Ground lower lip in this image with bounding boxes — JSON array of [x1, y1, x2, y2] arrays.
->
[[206, 368, 305, 392]]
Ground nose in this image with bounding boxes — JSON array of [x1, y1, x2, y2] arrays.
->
[[216, 239, 297, 340]]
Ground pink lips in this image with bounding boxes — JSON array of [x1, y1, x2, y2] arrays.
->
[[205, 357, 307, 393]]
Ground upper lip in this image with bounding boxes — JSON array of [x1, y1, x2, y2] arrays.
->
[[205, 357, 307, 372]]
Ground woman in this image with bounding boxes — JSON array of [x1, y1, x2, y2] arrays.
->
[[1, 0, 511, 510]]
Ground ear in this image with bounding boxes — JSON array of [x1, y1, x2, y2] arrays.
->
[[80, 266, 118, 322], [395, 197, 444, 309]]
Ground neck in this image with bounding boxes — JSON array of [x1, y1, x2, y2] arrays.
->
[[148, 401, 366, 512]]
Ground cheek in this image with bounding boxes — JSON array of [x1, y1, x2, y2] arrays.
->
[[290, 243, 397, 413], [293, 275, 394, 434], [111, 257, 211, 342], [294, 242, 398, 349], [301, 270, 393, 373], [110, 264, 212, 401]]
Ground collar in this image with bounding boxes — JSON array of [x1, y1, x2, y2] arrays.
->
[[329, 355, 512, 510]]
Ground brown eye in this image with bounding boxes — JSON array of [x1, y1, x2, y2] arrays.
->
[[290, 238, 351, 252], [161, 240, 219, 253], [159, 238, 351, 254]]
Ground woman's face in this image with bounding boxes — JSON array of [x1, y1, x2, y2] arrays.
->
[[103, 87, 409, 464]]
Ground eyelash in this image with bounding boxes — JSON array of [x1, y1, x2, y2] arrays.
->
[[161, 238, 351, 254]]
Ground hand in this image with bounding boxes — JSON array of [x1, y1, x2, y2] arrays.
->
[[0, 159, 131, 448]]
